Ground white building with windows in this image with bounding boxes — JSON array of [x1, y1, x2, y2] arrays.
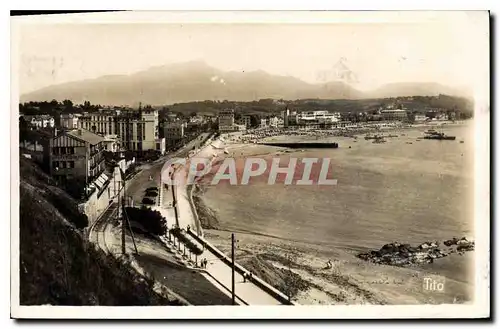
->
[[380, 109, 408, 121], [23, 115, 55, 128], [78, 108, 160, 152], [59, 113, 81, 129]]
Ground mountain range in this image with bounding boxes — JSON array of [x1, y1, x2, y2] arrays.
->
[[20, 61, 472, 105]]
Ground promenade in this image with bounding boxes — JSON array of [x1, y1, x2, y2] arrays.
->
[[156, 136, 288, 305]]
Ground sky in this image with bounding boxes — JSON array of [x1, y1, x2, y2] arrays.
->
[[13, 11, 489, 96]]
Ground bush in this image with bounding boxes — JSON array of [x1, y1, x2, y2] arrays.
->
[[125, 207, 167, 236], [170, 228, 203, 255], [142, 197, 155, 205], [145, 190, 158, 198]]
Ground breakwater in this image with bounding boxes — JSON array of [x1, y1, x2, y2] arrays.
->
[[258, 142, 339, 149]]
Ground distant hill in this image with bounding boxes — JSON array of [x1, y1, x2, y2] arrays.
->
[[20, 61, 471, 105], [20, 61, 363, 105]]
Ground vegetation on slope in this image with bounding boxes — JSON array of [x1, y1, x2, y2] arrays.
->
[[19, 157, 183, 305]]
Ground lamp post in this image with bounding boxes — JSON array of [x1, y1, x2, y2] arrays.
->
[[231, 233, 235, 305]]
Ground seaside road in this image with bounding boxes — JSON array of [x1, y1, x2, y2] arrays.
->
[[126, 133, 210, 207], [200, 252, 283, 305], [165, 137, 286, 305], [170, 137, 225, 233], [121, 134, 286, 305]]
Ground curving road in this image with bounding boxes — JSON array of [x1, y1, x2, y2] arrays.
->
[[126, 133, 211, 207]]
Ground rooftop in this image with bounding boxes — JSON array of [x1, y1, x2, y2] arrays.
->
[[380, 109, 407, 113], [22, 114, 54, 120], [65, 129, 105, 145]]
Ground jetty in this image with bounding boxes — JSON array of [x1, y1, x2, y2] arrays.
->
[[258, 142, 339, 149]]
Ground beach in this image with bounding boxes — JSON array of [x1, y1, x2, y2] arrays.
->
[[195, 122, 475, 305]]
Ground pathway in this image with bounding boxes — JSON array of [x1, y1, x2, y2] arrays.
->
[[156, 136, 286, 305]]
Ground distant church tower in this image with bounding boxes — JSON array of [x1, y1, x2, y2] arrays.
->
[[283, 107, 290, 128]]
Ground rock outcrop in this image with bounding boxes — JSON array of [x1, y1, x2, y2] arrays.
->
[[357, 237, 474, 267]]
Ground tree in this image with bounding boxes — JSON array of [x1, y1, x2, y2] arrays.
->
[[125, 207, 167, 236], [249, 115, 261, 128], [62, 99, 74, 112]]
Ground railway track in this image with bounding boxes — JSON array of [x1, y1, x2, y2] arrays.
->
[[90, 202, 119, 254]]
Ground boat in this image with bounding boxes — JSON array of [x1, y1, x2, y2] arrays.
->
[[423, 132, 456, 140], [425, 129, 439, 135], [422, 125, 456, 140]]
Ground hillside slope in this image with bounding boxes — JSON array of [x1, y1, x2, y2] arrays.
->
[[18, 156, 183, 305]]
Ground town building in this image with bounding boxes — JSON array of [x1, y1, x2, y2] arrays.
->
[[218, 109, 235, 132], [78, 108, 164, 153], [268, 116, 280, 128], [164, 121, 186, 148], [414, 114, 428, 122], [22, 115, 55, 129], [217, 109, 245, 132], [284, 110, 341, 126], [189, 115, 206, 125], [380, 109, 408, 121], [241, 115, 252, 128], [49, 129, 107, 196], [59, 113, 81, 129], [102, 134, 121, 152], [283, 109, 298, 127], [297, 111, 341, 125]]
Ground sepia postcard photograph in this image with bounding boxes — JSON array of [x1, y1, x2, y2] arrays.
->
[[10, 10, 490, 319]]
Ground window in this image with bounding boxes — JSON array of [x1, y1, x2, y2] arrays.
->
[[70, 147, 75, 154], [69, 161, 75, 168], [61, 161, 67, 169], [52, 147, 59, 155], [52, 161, 59, 169]]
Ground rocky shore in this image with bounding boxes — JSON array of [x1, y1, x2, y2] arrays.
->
[[357, 237, 475, 267]]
